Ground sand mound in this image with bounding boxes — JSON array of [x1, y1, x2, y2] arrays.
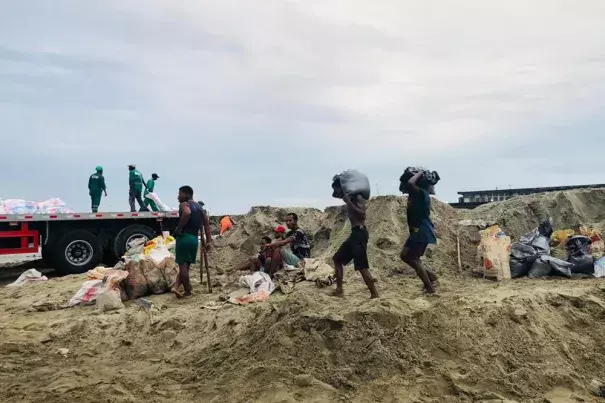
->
[[3, 189, 605, 402], [211, 196, 461, 276]]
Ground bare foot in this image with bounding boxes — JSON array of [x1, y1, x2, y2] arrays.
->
[[331, 289, 344, 298], [171, 288, 184, 298]]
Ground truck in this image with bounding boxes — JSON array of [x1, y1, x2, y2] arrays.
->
[[0, 211, 181, 274]]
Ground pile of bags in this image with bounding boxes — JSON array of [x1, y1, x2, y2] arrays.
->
[[0, 197, 73, 214], [332, 169, 371, 200], [68, 235, 179, 311], [399, 167, 440, 193], [509, 219, 603, 279]]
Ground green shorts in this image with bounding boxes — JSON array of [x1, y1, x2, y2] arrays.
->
[[281, 247, 301, 267], [175, 233, 199, 265]]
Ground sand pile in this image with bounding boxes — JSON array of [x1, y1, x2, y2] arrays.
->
[[2, 189, 605, 402], [211, 196, 461, 276]]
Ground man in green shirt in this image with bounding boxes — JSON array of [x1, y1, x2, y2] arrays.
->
[[144, 173, 160, 211], [88, 166, 107, 212], [128, 164, 149, 212]]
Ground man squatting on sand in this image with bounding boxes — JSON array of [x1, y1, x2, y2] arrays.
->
[[331, 185, 379, 299], [400, 171, 438, 294]]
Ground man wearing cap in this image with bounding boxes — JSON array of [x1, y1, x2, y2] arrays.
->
[[128, 164, 148, 212], [144, 173, 160, 211], [88, 166, 107, 212]]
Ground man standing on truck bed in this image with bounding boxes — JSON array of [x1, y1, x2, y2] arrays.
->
[[128, 164, 149, 212], [88, 166, 107, 212], [143, 173, 160, 211]]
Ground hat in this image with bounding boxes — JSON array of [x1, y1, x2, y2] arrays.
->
[[95, 166, 103, 171], [152, 173, 159, 179], [274, 225, 286, 233]]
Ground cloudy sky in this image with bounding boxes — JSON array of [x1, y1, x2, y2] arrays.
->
[[2, 1, 605, 214]]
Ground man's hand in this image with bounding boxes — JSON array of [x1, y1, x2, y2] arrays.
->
[[104, 191, 108, 197], [343, 193, 350, 203], [173, 228, 182, 237]]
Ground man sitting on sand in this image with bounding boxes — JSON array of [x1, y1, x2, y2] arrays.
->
[[230, 236, 273, 273], [263, 213, 311, 276]]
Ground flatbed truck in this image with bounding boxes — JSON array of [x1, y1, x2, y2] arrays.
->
[[0, 211, 180, 274]]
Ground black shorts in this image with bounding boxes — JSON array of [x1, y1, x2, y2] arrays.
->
[[333, 226, 369, 270], [403, 237, 428, 261]]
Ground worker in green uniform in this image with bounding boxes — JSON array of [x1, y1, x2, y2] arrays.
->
[[144, 173, 160, 211], [88, 166, 107, 212], [128, 164, 149, 212]]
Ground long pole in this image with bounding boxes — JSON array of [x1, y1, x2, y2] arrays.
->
[[199, 233, 212, 293]]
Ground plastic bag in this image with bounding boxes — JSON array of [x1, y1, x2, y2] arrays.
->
[[509, 243, 537, 278], [594, 257, 605, 278], [569, 253, 594, 275], [332, 169, 371, 200], [96, 288, 124, 312], [541, 255, 573, 278], [124, 260, 149, 299], [531, 235, 550, 256], [399, 167, 440, 193], [6, 269, 48, 287], [68, 280, 103, 307], [551, 229, 574, 247], [538, 218, 554, 238], [527, 258, 552, 278], [480, 225, 511, 280]]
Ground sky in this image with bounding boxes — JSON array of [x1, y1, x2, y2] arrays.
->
[[1, 1, 605, 215]]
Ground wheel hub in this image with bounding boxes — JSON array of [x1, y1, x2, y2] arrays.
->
[[65, 240, 94, 266]]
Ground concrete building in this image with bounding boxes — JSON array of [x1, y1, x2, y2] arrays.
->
[[450, 184, 605, 209]]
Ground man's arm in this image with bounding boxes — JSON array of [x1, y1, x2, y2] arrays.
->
[[407, 171, 424, 193], [344, 194, 366, 219], [100, 176, 107, 196], [88, 176, 92, 191], [265, 236, 293, 249], [174, 202, 190, 235], [202, 213, 213, 249]]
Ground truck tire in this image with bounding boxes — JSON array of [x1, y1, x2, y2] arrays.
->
[[112, 224, 157, 260], [54, 230, 103, 275]]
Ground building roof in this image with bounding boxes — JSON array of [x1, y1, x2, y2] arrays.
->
[[458, 184, 605, 196]]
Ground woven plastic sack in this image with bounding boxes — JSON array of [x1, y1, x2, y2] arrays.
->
[[124, 260, 149, 299]]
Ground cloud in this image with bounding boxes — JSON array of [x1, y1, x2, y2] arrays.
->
[[1, 0, 605, 214]]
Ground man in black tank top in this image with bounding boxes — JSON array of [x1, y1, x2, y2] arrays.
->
[[171, 185, 213, 298]]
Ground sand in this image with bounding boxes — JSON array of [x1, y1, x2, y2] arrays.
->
[[2, 189, 605, 402]]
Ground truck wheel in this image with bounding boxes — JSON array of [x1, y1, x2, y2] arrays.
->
[[112, 225, 157, 260], [54, 230, 103, 275]]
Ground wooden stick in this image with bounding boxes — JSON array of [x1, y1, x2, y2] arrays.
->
[[199, 234, 212, 293], [457, 233, 462, 273]]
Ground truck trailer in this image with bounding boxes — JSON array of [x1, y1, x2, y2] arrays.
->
[[0, 211, 180, 274]]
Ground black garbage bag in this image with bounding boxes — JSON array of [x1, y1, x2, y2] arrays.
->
[[538, 218, 554, 238], [569, 253, 595, 274], [509, 243, 538, 278], [399, 167, 440, 193], [541, 255, 573, 278], [565, 235, 594, 274], [527, 257, 552, 278]]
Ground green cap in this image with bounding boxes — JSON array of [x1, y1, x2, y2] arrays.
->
[[95, 166, 103, 171]]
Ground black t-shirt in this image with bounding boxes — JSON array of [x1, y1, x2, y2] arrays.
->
[[286, 228, 311, 259], [181, 201, 204, 235], [407, 188, 431, 229]]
